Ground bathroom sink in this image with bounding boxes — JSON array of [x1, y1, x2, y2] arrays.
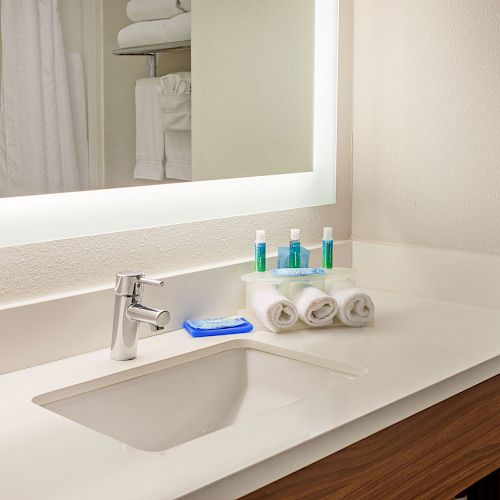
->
[[33, 340, 366, 452]]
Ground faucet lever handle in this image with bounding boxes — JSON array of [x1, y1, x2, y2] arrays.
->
[[115, 272, 164, 297], [138, 277, 164, 287]]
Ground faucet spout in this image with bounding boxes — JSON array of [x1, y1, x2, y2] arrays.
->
[[127, 304, 170, 329], [111, 272, 170, 361]]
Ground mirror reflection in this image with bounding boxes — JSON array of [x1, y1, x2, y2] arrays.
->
[[0, 0, 316, 198]]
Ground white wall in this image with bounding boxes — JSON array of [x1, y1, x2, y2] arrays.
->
[[352, 0, 500, 255], [0, 1, 354, 307]]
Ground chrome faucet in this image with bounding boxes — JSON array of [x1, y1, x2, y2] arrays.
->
[[111, 272, 170, 361]]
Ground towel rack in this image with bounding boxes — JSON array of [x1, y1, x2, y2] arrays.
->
[[112, 40, 191, 78]]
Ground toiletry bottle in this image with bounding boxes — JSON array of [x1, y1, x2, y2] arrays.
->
[[290, 229, 301, 268], [322, 227, 334, 269], [255, 230, 267, 272]]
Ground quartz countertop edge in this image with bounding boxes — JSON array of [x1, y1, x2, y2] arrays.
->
[[1, 288, 499, 500]]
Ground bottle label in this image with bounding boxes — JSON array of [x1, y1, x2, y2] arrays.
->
[[255, 242, 266, 272], [290, 240, 301, 268], [322, 240, 333, 269]]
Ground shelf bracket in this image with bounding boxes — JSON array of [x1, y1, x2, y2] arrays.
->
[[112, 41, 191, 78], [145, 54, 157, 78]]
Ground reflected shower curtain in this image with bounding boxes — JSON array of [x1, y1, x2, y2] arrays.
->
[[0, 0, 89, 197]]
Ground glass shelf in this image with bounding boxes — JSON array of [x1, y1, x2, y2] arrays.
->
[[241, 268, 355, 286], [112, 40, 191, 56]]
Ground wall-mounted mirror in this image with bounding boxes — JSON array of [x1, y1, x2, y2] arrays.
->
[[0, 0, 337, 246], [0, 0, 316, 197]]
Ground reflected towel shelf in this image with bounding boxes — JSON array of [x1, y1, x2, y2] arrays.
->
[[112, 40, 191, 56], [112, 40, 191, 77]]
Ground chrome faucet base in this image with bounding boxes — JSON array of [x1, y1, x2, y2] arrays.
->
[[111, 272, 170, 361]]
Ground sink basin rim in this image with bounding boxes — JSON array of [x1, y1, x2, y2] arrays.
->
[[33, 338, 368, 408]]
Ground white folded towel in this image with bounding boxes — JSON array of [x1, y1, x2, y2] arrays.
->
[[160, 72, 192, 181], [327, 285, 375, 328], [289, 283, 338, 327], [118, 12, 191, 48], [251, 285, 299, 333], [134, 78, 165, 181], [127, 0, 191, 23]]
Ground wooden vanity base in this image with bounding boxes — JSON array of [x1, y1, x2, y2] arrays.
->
[[243, 375, 500, 499]]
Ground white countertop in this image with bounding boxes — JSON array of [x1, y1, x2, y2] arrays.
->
[[1, 288, 500, 499]]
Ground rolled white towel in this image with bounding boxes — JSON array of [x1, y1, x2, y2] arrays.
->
[[327, 285, 375, 328], [127, 0, 186, 23], [118, 12, 191, 49], [289, 283, 338, 327], [251, 285, 299, 333]]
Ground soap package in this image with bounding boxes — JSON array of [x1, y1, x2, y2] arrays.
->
[[184, 317, 253, 337], [277, 246, 310, 269]]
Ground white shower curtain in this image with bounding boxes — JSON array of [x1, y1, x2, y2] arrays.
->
[[0, 0, 89, 197]]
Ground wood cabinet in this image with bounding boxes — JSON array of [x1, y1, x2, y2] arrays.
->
[[243, 375, 500, 499]]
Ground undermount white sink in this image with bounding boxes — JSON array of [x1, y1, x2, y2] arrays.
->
[[33, 340, 367, 452]]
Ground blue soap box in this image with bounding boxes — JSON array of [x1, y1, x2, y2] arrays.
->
[[184, 317, 253, 338]]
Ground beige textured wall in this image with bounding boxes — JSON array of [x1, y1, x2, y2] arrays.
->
[[192, 0, 315, 180], [0, 0, 353, 307], [352, 0, 500, 255]]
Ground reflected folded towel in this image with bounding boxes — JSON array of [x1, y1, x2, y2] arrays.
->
[[134, 78, 165, 181], [127, 0, 191, 23], [251, 285, 299, 333], [289, 283, 338, 327], [161, 72, 191, 96], [164, 131, 191, 180], [118, 12, 191, 48], [326, 285, 375, 328], [160, 72, 191, 181], [160, 73, 191, 130]]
